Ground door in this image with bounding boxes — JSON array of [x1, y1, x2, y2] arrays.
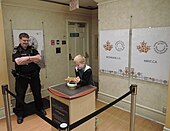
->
[[68, 22, 89, 76]]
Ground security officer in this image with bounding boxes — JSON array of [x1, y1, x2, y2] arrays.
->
[[12, 33, 46, 124]]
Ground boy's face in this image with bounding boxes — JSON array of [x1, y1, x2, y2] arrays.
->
[[75, 62, 85, 70]]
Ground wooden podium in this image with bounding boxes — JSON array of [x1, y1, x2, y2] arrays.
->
[[48, 83, 97, 131]]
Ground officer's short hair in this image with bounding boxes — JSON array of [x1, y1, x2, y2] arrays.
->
[[19, 33, 29, 39]]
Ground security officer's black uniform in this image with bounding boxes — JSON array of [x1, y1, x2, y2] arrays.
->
[[12, 44, 43, 117]]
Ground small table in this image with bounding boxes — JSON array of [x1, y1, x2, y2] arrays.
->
[[48, 83, 97, 131]]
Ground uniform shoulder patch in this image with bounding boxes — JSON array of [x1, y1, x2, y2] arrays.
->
[[30, 45, 35, 50], [12, 46, 18, 54]]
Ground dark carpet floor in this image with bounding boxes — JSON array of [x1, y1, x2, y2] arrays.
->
[[13, 98, 50, 118]]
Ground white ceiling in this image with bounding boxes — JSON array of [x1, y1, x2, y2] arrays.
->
[[41, 0, 98, 10]]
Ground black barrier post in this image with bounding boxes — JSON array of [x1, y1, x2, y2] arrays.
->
[[2, 84, 12, 131], [59, 123, 69, 131], [130, 84, 137, 131]]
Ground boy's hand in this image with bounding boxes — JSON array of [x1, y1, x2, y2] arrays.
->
[[75, 77, 80, 83]]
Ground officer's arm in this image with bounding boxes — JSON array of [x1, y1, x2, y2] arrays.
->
[[13, 47, 30, 65], [29, 54, 42, 63], [15, 56, 30, 65]]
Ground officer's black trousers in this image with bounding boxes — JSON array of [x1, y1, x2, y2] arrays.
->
[[15, 72, 43, 117]]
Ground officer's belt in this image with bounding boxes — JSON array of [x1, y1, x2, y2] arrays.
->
[[20, 70, 39, 77]]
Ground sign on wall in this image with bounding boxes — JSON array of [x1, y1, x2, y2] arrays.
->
[[99, 27, 170, 85], [13, 30, 45, 68], [131, 27, 170, 85], [99, 29, 129, 77]]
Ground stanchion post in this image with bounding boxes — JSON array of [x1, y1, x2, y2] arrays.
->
[[2, 84, 12, 131], [130, 84, 137, 131], [59, 123, 69, 131]]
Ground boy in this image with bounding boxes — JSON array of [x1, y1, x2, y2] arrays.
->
[[73, 54, 94, 86]]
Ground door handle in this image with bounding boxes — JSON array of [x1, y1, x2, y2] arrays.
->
[[85, 52, 89, 58], [69, 54, 73, 60]]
